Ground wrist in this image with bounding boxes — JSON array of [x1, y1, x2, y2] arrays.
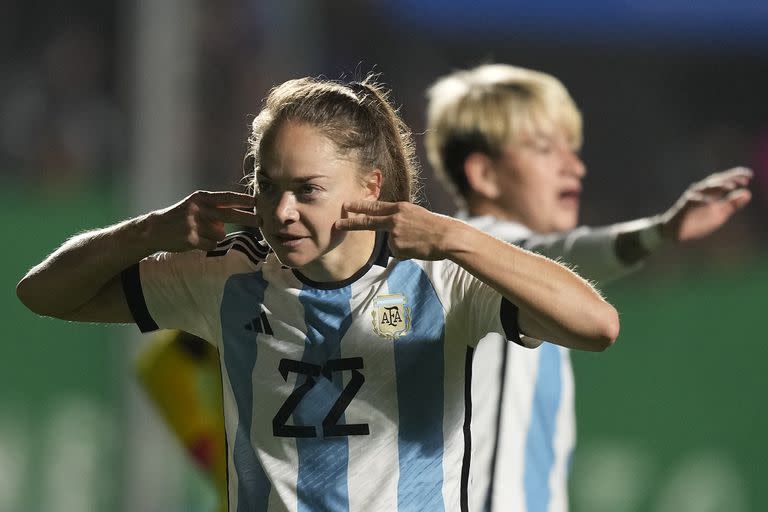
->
[[126, 212, 165, 255], [614, 216, 666, 265], [437, 217, 474, 260]]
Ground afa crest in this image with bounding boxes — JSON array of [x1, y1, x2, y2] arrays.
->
[[372, 294, 411, 340]]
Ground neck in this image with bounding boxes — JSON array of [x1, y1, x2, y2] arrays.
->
[[467, 197, 526, 225], [301, 230, 378, 283]]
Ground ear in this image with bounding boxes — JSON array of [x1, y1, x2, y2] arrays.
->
[[464, 152, 500, 200], [363, 169, 383, 200]]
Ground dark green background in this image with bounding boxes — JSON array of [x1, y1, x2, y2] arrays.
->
[[572, 262, 766, 512]]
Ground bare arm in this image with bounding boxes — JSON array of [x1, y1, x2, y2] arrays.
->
[[337, 201, 619, 352], [16, 191, 259, 323]]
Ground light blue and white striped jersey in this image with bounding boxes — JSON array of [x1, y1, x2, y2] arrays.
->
[[463, 215, 635, 512], [122, 231, 530, 512]]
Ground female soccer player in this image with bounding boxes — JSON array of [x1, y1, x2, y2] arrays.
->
[[17, 76, 619, 511]]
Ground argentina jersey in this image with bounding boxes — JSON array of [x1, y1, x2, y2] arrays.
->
[[466, 215, 632, 512], [121, 230, 533, 512]]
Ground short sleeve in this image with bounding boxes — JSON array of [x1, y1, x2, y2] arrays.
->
[[422, 259, 542, 349], [121, 232, 267, 343]]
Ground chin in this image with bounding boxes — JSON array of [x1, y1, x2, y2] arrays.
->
[[553, 215, 579, 233], [272, 249, 312, 269]]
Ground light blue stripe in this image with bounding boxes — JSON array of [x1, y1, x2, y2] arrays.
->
[[220, 272, 272, 512], [387, 261, 446, 512], [295, 286, 354, 512], [524, 342, 563, 512]]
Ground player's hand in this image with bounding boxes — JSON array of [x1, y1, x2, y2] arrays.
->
[[660, 167, 752, 243], [149, 191, 259, 252], [335, 201, 452, 260]]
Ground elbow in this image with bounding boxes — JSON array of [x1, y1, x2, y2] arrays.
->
[[16, 274, 57, 317], [16, 275, 40, 314], [590, 304, 620, 352]]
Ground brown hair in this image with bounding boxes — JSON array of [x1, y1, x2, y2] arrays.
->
[[246, 75, 420, 203]]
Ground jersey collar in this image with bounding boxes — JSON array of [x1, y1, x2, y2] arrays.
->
[[291, 231, 390, 290]]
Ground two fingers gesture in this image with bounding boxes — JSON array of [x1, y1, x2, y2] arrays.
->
[[154, 191, 260, 252], [336, 201, 451, 260]]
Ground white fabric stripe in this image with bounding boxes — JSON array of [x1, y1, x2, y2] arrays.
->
[[214, 232, 268, 254], [218, 231, 268, 251], [345, 278, 399, 512], [213, 239, 269, 263], [547, 348, 575, 512], [491, 344, 541, 512], [468, 335, 506, 511]]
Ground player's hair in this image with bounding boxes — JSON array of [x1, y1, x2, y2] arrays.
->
[[425, 64, 583, 203], [246, 75, 420, 203]]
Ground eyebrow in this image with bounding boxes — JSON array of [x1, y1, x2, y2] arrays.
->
[[256, 173, 328, 183]]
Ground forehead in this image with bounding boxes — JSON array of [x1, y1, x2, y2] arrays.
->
[[508, 118, 580, 149], [260, 122, 354, 179]]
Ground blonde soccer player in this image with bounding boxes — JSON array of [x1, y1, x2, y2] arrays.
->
[[426, 63, 751, 512]]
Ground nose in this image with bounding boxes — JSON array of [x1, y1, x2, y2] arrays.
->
[[562, 147, 586, 178], [273, 191, 299, 224]]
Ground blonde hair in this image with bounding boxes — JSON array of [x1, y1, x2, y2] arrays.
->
[[246, 75, 420, 203], [425, 64, 582, 201]]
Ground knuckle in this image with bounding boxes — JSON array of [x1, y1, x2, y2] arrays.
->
[[187, 202, 201, 215], [187, 232, 200, 246]]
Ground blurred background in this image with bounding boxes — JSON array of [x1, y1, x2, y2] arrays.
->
[[2, 1, 766, 511]]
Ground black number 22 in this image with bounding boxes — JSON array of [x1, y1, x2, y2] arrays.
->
[[272, 357, 370, 438]]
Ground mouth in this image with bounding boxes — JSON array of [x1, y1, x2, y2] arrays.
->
[[558, 189, 581, 206], [273, 233, 308, 248]]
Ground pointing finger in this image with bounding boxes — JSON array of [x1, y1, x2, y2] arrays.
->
[[336, 215, 393, 231], [344, 201, 399, 216], [724, 188, 752, 210], [199, 191, 256, 209], [704, 167, 753, 185]]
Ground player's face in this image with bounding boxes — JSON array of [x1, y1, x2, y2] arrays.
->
[[256, 121, 376, 276], [493, 128, 586, 233]]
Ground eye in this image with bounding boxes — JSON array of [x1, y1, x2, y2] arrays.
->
[[298, 183, 320, 198]]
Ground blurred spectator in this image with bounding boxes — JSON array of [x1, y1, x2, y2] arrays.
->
[[0, 26, 123, 191]]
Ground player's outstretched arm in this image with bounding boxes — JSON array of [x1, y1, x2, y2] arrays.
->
[[16, 190, 259, 323], [514, 167, 753, 283], [337, 201, 619, 352]]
